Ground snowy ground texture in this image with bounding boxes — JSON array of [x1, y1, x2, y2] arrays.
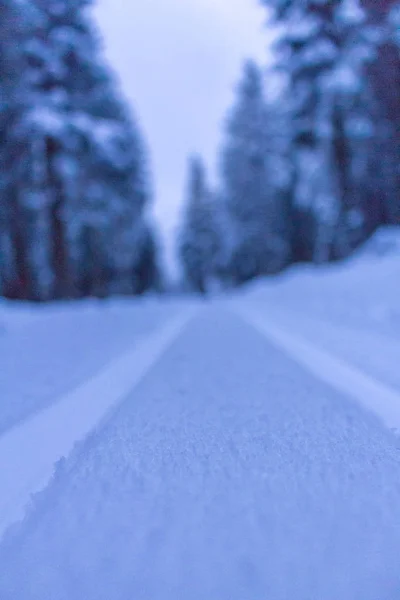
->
[[0, 297, 186, 434], [0, 227, 400, 599]]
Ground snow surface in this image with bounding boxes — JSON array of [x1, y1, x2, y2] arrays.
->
[[237, 303, 400, 432], [0, 297, 188, 435], [0, 307, 196, 540], [0, 228, 400, 598], [1, 308, 400, 599], [239, 226, 400, 337]]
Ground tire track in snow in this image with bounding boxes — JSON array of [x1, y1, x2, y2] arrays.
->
[[0, 306, 197, 540], [235, 304, 400, 434]]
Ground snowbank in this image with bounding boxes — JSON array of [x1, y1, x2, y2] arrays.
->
[[241, 226, 400, 335]]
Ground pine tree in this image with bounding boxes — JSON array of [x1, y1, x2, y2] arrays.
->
[[219, 60, 290, 283], [328, 0, 380, 257], [178, 156, 221, 294], [262, 0, 379, 262], [1, 0, 155, 300], [0, 0, 32, 298], [368, 1, 400, 227], [132, 222, 163, 295]]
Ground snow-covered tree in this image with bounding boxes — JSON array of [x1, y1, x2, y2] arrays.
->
[[178, 156, 222, 294], [0, 0, 30, 298], [371, 1, 400, 226], [327, 1, 381, 257], [0, 0, 156, 300], [219, 60, 290, 283], [262, 0, 380, 262], [132, 222, 163, 295]]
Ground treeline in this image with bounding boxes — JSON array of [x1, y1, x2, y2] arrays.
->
[[1, 0, 400, 301], [178, 0, 400, 293], [0, 0, 160, 301]]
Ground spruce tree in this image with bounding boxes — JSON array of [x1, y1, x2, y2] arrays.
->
[[132, 222, 163, 295], [0, 0, 32, 298], [1, 0, 155, 300], [219, 60, 290, 283], [261, 0, 379, 262], [370, 1, 400, 227], [178, 156, 221, 294]]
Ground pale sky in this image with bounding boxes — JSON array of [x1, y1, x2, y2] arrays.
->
[[94, 0, 267, 263]]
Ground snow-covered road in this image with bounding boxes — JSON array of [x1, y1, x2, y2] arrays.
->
[[1, 301, 400, 599], [0, 308, 196, 539]]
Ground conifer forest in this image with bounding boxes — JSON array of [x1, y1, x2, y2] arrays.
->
[[1, 0, 399, 300]]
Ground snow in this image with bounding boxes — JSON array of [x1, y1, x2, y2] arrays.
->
[[1, 308, 400, 599], [233, 228, 400, 431], [0, 227, 400, 598], [0, 297, 189, 435], [239, 226, 400, 336], [0, 307, 196, 540], [237, 304, 400, 433]]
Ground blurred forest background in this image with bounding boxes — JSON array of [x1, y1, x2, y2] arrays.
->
[[0, 0, 399, 301]]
